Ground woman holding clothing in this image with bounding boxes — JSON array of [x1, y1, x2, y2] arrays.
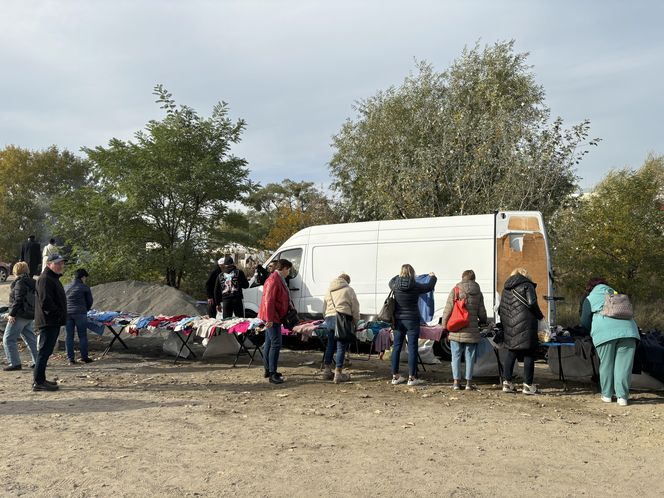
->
[[389, 264, 437, 386], [258, 259, 293, 385], [322, 273, 360, 383]]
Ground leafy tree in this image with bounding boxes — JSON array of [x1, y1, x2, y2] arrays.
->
[[52, 85, 252, 288], [0, 145, 88, 258], [330, 41, 598, 221], [553, 155, 664, 305], [213, 179, 338, 251]]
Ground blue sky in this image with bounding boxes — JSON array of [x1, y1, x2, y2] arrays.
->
[[1, 0, 662, 191]]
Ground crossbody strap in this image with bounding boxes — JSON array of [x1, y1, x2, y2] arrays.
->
[[511, 288, 530, 308]]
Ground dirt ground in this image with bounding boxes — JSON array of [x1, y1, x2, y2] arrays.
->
[[2, 280, 664, 497]]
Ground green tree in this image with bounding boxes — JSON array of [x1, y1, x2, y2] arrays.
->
[[53, 85, 252, 288], [0, 145, 88, 258], [553, 155, 664, 305], [330, 41, 598, 221], [213, 179, 338, 251]]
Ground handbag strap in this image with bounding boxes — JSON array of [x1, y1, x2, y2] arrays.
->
[[329, 289, 338, 312]]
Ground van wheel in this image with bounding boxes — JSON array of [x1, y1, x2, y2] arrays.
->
[[0, 268, 7, 282], [244, 309, 257, 319], [434, 336, 451, 361]]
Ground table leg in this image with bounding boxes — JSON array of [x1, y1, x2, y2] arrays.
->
[[101, 325, 128, 358], [174, 330, 197, 364], [557, 345, 568, 391]]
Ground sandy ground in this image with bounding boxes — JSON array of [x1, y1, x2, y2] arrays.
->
[[2, 279, 664, 497]]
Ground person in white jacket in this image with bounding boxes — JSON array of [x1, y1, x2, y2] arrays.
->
[[41, 239, 58, 273], [322, 274, 360, 383]]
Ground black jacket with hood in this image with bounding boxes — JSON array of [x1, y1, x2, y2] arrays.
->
[[498, 274, 544, 351], [8, 273, 36, 320], [214, 265, 249, 303], [388, 275, 437, 321], [34, 267, 67, 329]]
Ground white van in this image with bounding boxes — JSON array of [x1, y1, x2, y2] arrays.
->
[[243, 211, 556, 329]]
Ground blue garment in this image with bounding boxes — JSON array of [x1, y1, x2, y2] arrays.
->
[[323, 316, 347, 367], [451, 341, 477, 380], [263, 324, 282, 374], [65, 278, 93, 316], [65, 314, 89, 361], [3, 316, 38, 367], [134, 316, 155, 330], [392, 319, 420, 378], [415, 274, 435, 324]]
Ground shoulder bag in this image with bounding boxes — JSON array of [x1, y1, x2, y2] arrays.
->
[[376, 290, 395, 324], [330, 291, 356, 342], [601, 291, 634, 320], [447, 286, 470, 332]]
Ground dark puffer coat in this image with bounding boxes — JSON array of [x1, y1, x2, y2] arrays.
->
[[34, 267, 67, 329], [389, 275, 437, 321], [8, 273, 36, 320], [498, 274, 543, 351]]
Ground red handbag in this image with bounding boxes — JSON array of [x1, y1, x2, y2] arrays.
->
[[447, 286, 470, 332]]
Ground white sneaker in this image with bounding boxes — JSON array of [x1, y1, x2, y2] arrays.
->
[[522, 383, 538, 395], [391, 376, 407, 385], [617, 398, 628, 406], [600, 396, 613, 403], [407, 378, 424, 386], [502, 380, 516, 393]]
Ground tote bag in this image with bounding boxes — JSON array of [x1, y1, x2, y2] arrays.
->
[[330, 291, 356, 341], [376, 290, 395, 324], [447, 287, 470, 332]]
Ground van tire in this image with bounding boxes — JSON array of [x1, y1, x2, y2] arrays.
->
[[434, 337, 451, 361], [244, 309, 257, 319], [0, 267, 7, 282]]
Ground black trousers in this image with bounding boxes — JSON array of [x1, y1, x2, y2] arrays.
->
[[207, 301, 217, 319], [221, 299, 244, 319], [34, 325, 60, 384]]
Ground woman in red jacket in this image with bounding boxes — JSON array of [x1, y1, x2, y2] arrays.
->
[[258, 259, 292, 384]]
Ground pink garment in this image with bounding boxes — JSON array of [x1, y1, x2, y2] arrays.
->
[[227, 321, 251, 335], [375, 328, 392, 352], [419, 325, 444, 341], [291, 320, 324, 336]]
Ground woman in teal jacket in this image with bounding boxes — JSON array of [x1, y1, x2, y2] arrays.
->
[[580, 278, 639, 406]]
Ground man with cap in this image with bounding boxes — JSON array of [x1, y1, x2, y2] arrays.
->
[[33, 253, 67, 391], [204, 258, 225, 318], [64, 268, 94, 365], [214, 256, 249, 319]]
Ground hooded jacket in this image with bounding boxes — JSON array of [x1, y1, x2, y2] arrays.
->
[[441, 279, 487, 344], [323, 277, 360, 322], [580, 283, 639, 347], [498, 274, 543, 351], [214, 265, 249, 303], [35, 267, 67, 329], [8, 273, 36, 320], [389, 275, 437, 322]]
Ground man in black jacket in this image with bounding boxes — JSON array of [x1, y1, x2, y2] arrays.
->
[[20, 235, 42, 277], [214, 256, 249, 319], [204, 258, 225, 318], [33, 253, 67, 391]]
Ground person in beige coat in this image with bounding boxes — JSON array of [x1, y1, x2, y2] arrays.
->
[[441, 270, 487, 390], [322, 274, 360, 383]]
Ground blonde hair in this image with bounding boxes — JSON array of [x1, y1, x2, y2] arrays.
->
[[13, 261, 29, 276], [510, 267, 530, 279], [338, 273, 351, 284], [399, 264, 415, 279]]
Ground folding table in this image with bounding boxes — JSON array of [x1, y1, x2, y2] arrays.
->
[[100, 324, 129, 358]]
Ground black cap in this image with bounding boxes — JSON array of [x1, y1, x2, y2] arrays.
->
[[223, 256, 234, 265]]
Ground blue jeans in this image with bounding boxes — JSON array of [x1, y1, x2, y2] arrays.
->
[[263, 324, 282, 374], [323, 316, 347, 367], [450, 341, 478, 381], [65, 314, 89, 361], [392, 319, 420, 378], [3, 317, 38, 367], [34, 326, 60, 385]]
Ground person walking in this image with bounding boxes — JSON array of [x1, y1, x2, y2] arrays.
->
[[498, 267, 544, 395], [322, 273, 360, 383], [441, 270, 487, 390], [204, 258, 224, 318], [3, 262, 39, 371], [581, 278, 639, 406], [258, 259, 292, 384], [33, 253, 67, 391], [388, 264, 437, 386], [42, 238, 58, 273], [64, 268, 94, 365], [214, 256, 249, 319], [20, 235, 41, 277]]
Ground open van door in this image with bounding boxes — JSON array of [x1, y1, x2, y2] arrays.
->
[[276, 247, 305, 310], [495, 212, 555, 326]]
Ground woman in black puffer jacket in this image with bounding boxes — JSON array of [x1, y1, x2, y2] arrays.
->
[[498, 267, 544, 395], [388, 264, 437, 386], [3, 262, 39, 370]]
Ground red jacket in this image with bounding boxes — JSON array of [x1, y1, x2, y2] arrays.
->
[[258, 272, 290, 323]]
